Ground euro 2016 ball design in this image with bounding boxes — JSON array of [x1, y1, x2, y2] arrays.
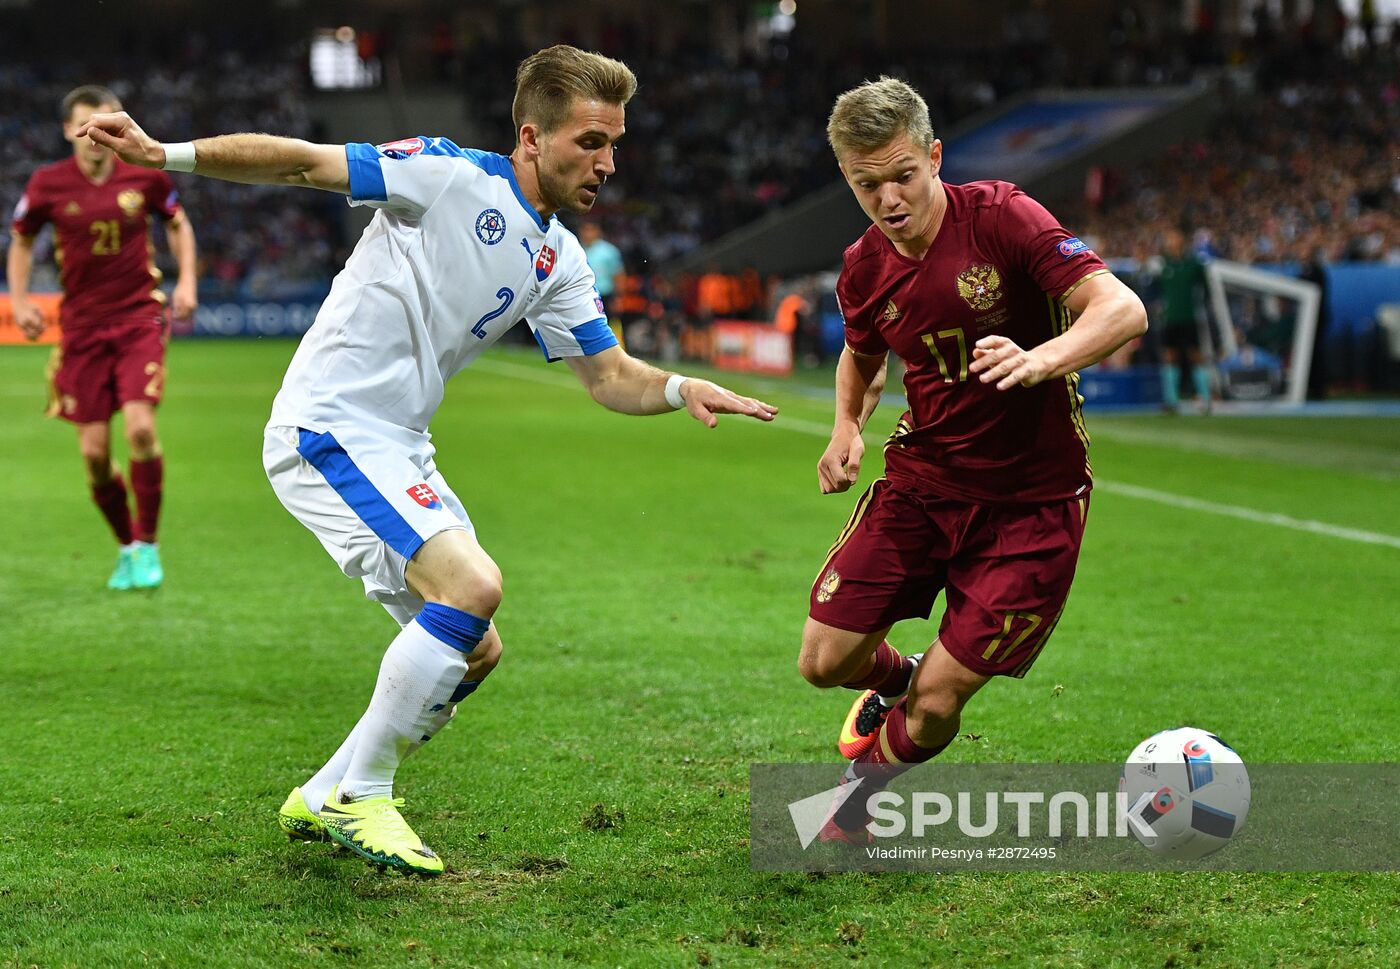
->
[[1121, 727, 1251, 860]]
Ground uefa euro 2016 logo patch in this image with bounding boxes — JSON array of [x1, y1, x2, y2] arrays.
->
[[1057, 237, 1091, 259], [476, 209, 506, 245], [377, 137, 425, 160]]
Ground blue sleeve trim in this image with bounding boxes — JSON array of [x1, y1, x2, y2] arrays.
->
[[415, 603, 491, 654], [345, 143, 387, 202], [572, 317, 619, 356], [295, 428, 421, 559]]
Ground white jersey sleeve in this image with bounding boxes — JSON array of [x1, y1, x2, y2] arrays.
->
[[527, 229, 618, 362], [345, 137, 462, 220]]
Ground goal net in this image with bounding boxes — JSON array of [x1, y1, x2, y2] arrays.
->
[[1202, 260, 1322, 406]]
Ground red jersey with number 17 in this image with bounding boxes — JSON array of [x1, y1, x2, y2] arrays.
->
[[11, 157, 182, 330], [837, 180, 1109, 505]]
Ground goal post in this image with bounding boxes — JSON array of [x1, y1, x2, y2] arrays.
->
[[1203, 260, 1322, 406]]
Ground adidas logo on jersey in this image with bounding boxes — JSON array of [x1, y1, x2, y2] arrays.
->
[[883, 300, 901, 321]]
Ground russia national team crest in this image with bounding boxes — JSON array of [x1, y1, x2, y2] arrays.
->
[[475, 208, 506, 245], [117, 189, 145, 217], [535, 243, 556, 281], [406, 483, 443, 510], [956, 264, 1003, 311], [377, 137, 425, 160], [816, 568, 841, 604]]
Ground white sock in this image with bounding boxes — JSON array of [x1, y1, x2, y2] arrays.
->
[[334, 621, 468, 802], [301, 719, 363, 814]]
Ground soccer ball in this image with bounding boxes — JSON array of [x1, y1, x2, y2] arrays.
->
[[1120, 727, 1251, 860]]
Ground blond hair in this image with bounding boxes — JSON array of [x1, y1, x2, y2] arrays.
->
[[827, 77, 934, 159], [512, 45, 637, 135]]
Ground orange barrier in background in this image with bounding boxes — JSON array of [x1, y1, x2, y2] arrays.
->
[[0, 293, 61, 345]]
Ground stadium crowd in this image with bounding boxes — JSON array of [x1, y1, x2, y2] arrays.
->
[[1065, 38, 1400, 267], [0, 47, 340, 296], [3, 2, 1393, 370]]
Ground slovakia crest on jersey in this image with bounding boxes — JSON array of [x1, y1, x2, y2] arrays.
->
[[406, 483, 442, 509], [535, 244, 556, 282], [378, 137, 425, 160], [476, 208, 506, 245]]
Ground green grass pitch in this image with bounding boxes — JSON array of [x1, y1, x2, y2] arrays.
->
[[1, 340, 1396, 967]]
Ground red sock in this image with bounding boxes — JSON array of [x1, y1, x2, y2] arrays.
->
[[842, 641, 910, 695], [92, 474, 134, 546], [130, 455, 163, 543], [833, 700, 950, 831], [859, 700, 948, 767]]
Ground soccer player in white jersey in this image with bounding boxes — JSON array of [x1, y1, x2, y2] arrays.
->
[[78, 46, 777, 876]]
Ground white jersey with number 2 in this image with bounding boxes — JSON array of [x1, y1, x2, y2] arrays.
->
[[268, 136, 614, 444]]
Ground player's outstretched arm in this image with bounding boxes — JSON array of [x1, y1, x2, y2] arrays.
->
[[565, 346, 777, 427], [75, 112, 350, 194], [818, 347, 886, 494]]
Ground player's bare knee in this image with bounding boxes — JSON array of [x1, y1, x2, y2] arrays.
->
[[469, 634, 503, 675], [432, 563, 503, 616], [906, 686, 964, 732], [125, 424, 158, 456], [797, 641, 847, 689]]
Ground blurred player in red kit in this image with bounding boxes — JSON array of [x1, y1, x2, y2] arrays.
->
[[7, 85, 198, 590], [800, 78, 1147, 841]]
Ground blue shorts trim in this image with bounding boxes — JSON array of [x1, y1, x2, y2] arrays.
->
[[295, 428, 426, 561]]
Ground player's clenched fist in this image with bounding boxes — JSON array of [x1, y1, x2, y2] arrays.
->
[[73, 112, 166, 169], [817, 424, 864, 494], [11, 299, 45, 340]]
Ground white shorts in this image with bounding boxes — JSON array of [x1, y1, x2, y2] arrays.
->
[[263, 423, 473, 615]]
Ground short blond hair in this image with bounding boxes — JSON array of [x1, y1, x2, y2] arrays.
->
[[827, 77, 934, 159], [512, 45, 637, 135]]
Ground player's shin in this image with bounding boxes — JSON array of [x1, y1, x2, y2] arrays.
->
[[91, 472, 134, 545], [336, 604, 489, 802], [129, 455, 163, 543], [406, 678, 480, 756], [831, 699, 950, 833]]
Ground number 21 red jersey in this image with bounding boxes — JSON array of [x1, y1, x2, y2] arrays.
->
[[11, 157, 182, 330]]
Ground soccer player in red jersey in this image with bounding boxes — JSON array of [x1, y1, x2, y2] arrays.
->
[[799, 78, 1147, 841], [7, 85, 198, 590]]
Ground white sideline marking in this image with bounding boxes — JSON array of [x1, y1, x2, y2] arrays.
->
[[1092, 481, 1400, 551], [473, 358, 1400, 551]]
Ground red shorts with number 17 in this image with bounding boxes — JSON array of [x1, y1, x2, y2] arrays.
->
[[808, 476, 1090, 678], [47, 315, 167, 424]]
